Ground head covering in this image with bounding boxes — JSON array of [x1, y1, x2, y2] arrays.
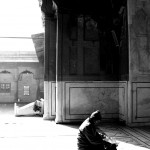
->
[[89, 110, 102, 123]]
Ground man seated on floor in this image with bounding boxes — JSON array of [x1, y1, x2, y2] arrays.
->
[[77, 110, 118, 150]]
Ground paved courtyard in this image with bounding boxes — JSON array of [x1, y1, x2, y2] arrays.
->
[[0, 104, 150, 150]]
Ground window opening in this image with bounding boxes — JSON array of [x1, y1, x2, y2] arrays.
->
[[0, 83, 11, 93], [24, 86, 30, 95]]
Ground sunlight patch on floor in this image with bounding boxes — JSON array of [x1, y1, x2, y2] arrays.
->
[[117, 141, 150, 150]]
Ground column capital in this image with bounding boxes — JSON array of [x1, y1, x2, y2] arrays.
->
[[38, 0, 57, 26], [40, 0, 57, 18]]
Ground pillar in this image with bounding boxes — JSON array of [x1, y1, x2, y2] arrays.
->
[[41, 0, 57, 120], [55, 12, 63, 123], [127, 0, 150, 126]]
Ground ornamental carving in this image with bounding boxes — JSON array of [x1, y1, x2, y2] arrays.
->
[[38, 0, 57, 26]]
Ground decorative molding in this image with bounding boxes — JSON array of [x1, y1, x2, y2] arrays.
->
[[132, 82, 150, 123], [40, 0, 57, 21], [21, 70, 33, 74], [18, 70, 35, 81], [0, 70, 11, 74]]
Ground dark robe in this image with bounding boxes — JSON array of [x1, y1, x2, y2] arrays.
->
[[77, 117, 118, 150], [77, 117, 105, 150]]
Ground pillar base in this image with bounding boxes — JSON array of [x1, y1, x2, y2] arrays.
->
[[55, 115, 63, 123], [43, 113, 55, 120]]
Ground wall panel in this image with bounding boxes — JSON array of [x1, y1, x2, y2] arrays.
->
[[132, 82, 150, 123], [63, 82, 127, 122]]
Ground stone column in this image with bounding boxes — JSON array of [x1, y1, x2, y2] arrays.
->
[[55, 12, 63, 123], [127, 0, 150, 126], [41, 0, 57, 120]]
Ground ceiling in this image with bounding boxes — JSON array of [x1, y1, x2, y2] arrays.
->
[[53, 0, 125, 17]]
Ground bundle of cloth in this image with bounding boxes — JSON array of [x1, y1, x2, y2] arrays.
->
[[33, 98, 44, 113]]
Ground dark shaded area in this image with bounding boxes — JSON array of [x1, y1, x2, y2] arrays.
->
[[39, 0, 128, 81], [54, 0, 113, 15]]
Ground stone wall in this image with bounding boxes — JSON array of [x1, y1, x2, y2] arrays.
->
[[55, 12, 127, 123], [0, 62, 44, 103], [128, 0, 150, 126]]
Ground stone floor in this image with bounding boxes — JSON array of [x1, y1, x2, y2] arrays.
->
[[0, 104, 150, 150]]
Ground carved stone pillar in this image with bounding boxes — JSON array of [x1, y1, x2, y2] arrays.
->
[[40, 0, 57, 120]]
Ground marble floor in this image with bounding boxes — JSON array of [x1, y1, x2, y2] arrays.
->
[[0, 104, 150, 150], [100, 124, 150, 150], [0, 116, 149, 150]]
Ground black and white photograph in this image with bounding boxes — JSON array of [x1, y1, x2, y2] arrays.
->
[[0, 0, 150, 150]]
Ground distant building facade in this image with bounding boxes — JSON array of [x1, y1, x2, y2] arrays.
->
[[0, 51, 44, 103]]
